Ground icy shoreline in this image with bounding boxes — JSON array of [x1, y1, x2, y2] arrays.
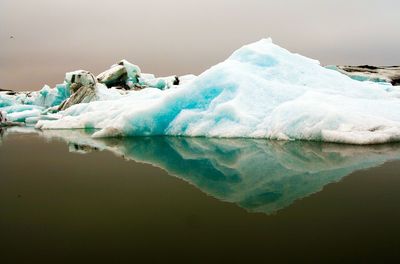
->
[[1, 39, 400, 144]]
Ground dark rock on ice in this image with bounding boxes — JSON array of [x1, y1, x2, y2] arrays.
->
[[331, 65, 400, 85], [97, 64, 128, 88], [59, 70, 98, 111], [97, 60, 141, 89]]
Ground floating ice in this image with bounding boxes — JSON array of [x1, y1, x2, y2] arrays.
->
[[139, 76, 179, 90], [0, 82, 71, 124], [97, 64, 127, 87], [37, 38, 400, 144], [65, 70, 96, 87], [2, 105, 43, 122], [0, 83, 70, 109], [96, 60, 180, 90], [29, 84, 71, 108]]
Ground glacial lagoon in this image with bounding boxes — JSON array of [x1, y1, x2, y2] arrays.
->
[[1, 128, 400, 262]]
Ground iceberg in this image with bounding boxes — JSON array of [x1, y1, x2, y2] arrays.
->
[[35, 39, 400, 144]]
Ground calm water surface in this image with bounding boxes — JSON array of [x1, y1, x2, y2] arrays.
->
[[1, 128, 400, 263]]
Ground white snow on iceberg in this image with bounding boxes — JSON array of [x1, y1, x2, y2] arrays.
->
[[36, 38, 400, 144]]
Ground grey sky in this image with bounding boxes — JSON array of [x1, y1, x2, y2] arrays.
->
[[1, 0, 399, 90]]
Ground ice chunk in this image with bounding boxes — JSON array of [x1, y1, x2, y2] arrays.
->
[[25, 114, 60, 125], [36, 38, 400, 144], [95, 83, 124, 101], [65, 70, 96, 86], [179, 74, 197, 85], [139, 75, 180, 90], [58, 70, 100, 110], [0, 70, 94, 124], [97, 60, 141, 89], [97, 60, 179, 90], [0, 83, 70, 109], [4, 105, 43, 122], [139, 77, 175, 90], [97, 65, 126, 87], [140, 78, 167, 90], [58, 85, 96, 111], [120, 59, 141, 80], [0, 93, 15, 108], [26, 84, 71, 108]]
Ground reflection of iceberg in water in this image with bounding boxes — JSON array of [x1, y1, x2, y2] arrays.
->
[[6, 128, 400, 214], [0, 128, 5, 145]]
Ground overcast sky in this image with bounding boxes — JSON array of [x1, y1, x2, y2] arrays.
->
[[1, 0, 400, 91]]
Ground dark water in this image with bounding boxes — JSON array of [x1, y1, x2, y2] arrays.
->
[[1, 129, 400, 263]]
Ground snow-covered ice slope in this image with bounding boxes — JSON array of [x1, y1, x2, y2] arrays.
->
[[37, 39, 400, 144]]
